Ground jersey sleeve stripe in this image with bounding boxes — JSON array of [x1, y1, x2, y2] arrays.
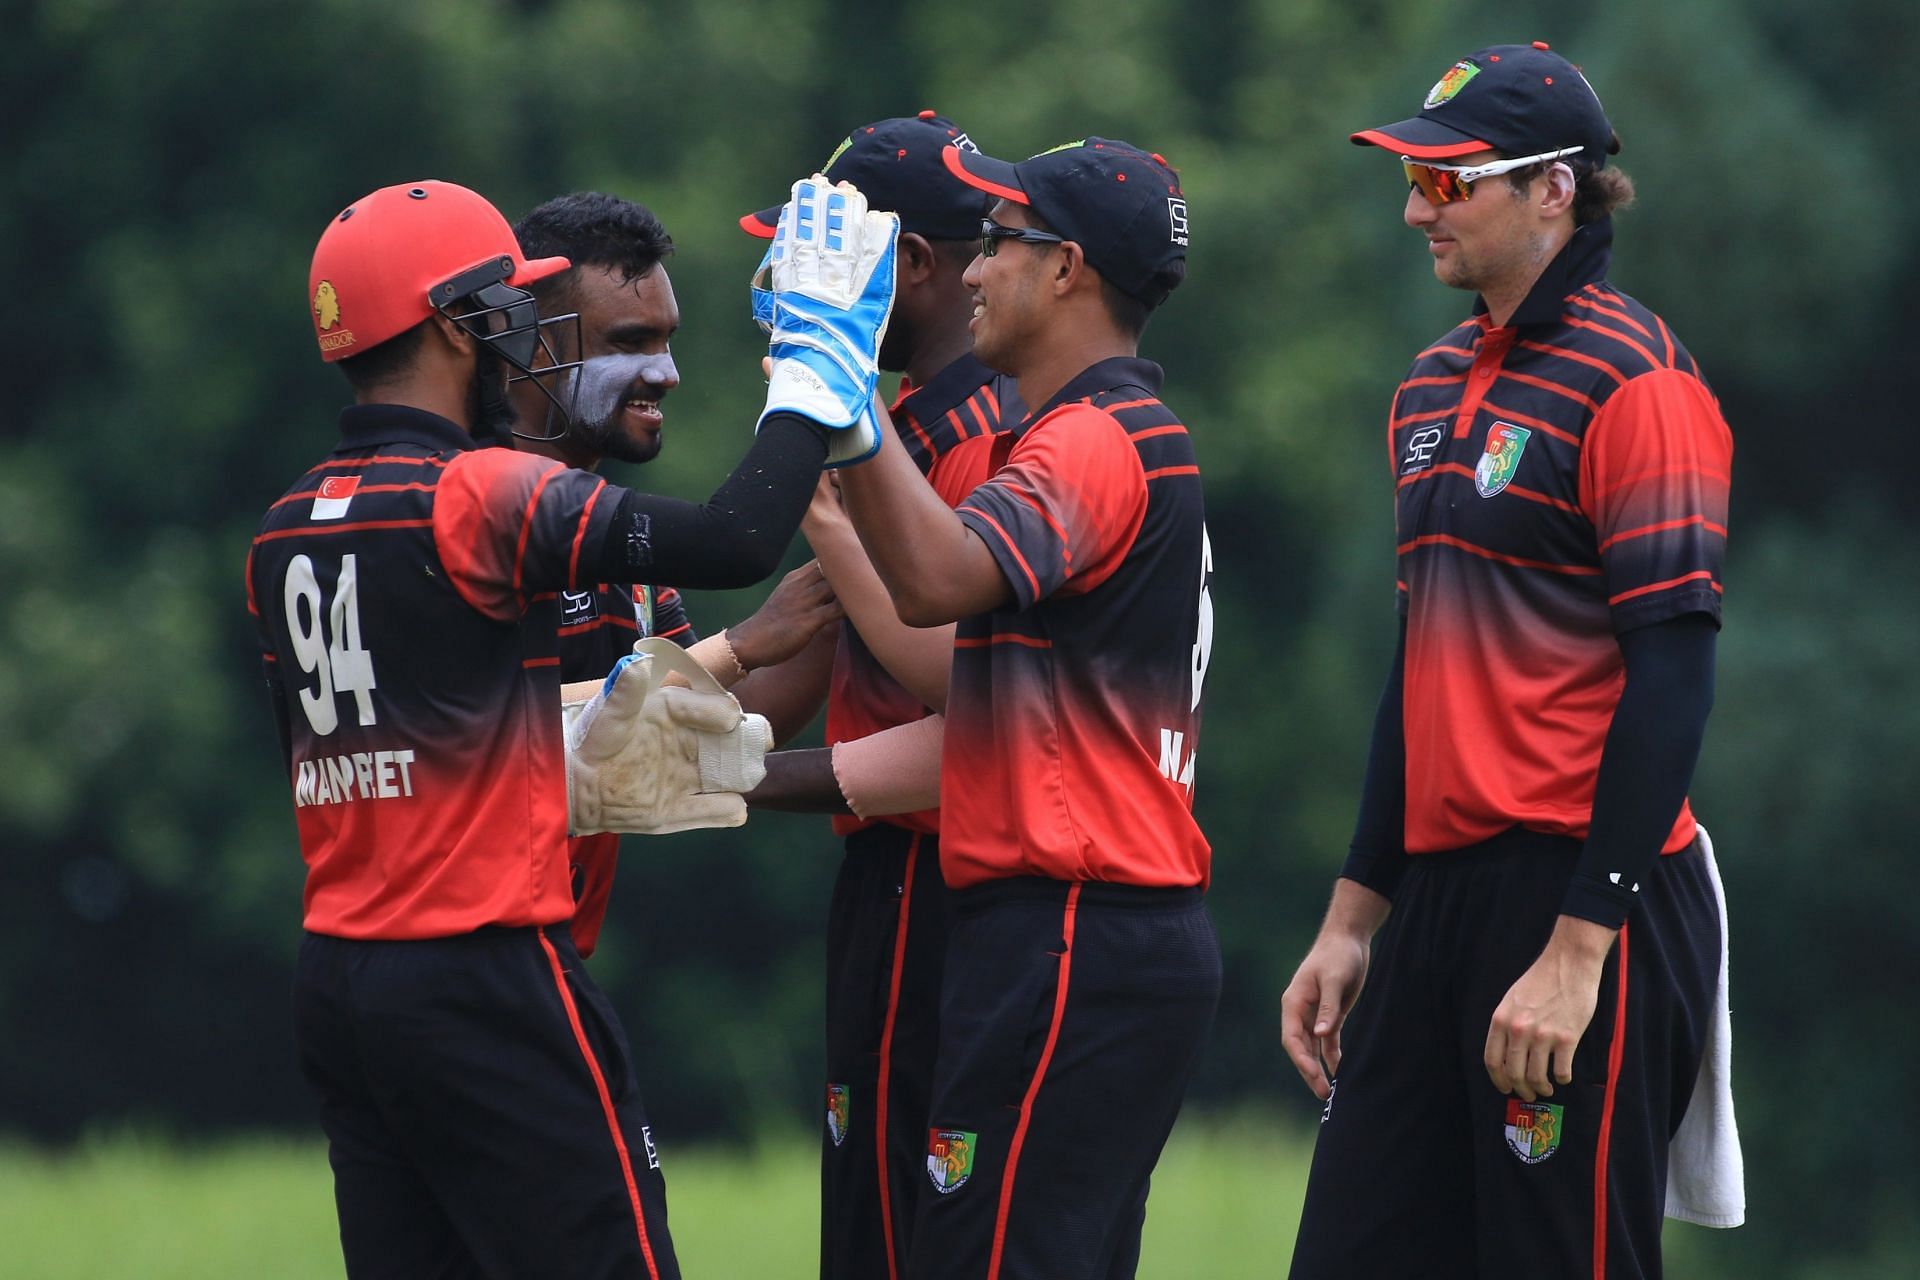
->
[[1101, 396, 1161, 412], [1391, 405, 1457, 430], [1398, 372, 1471, 391], [1607, 570, 1721, 606], [522, 656, 561, 669], [1597, 515, 1728, 555], [1127, 423, 1189, 442], [244, 546, 260, 616], [655, 621, 693, 639], [1142, 464, 1201, 482], [1478, 398, 1584, 447], [1001, 479, 1073, 570], [958, 504, 1043, 602], [1572, 288, 1655, 340], [1398, 533, 1603, 576], [252, 518, 434, 544], [1586, 463, 1733, 506], [566, 477, 610, 592], [1418, 342, 1478, 360], [1518, 339, 1629, 387], [900, 409, 939, 457], [511, 467, 562, 608]]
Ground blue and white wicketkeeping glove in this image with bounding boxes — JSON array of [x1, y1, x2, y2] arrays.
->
[[752, 175, 898, 467]]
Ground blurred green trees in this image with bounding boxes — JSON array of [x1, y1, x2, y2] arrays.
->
[[2, 0, 1913, 1273]]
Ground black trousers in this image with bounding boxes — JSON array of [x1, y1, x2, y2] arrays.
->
[[821, 824, 951, 1280], [906, 878, 1222, 1280], [294, 926, 679, 1280], [1289, 829, 1720, 1280]]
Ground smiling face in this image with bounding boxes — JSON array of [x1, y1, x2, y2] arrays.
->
[[961, 200, 1058, 375], [517, 261, 681, 467]]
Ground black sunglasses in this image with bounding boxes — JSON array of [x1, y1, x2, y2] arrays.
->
[[981, 218, 1067, 258]]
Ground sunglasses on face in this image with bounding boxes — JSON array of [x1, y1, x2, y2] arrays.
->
[[1401, 146, 1586, 205], [980, 218, 1067, 257]]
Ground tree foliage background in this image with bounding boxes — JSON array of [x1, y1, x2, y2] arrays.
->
[[2, 0, 1913, 1273]]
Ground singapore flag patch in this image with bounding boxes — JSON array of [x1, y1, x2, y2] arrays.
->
[[312, 475, 360, 521]]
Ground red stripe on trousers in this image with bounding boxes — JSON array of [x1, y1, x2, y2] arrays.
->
[[988, 883, 1080, 1280], [874, 834, 921, 1280], [1592, 923, 1630, 1279], [536, 928, 662, 1279]]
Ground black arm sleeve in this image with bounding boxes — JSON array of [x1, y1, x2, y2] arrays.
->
[[1340, 618, 1410, 900], [1560, 612, 1718, 928], [588, 413, 829, 591]]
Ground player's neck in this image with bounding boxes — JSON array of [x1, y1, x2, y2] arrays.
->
[[1013, 329, 1136, 414], [905, 325, 974, 391], [355, 379, 475, 433]]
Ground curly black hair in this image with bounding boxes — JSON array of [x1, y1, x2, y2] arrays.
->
[[512, 192, 676, 308]]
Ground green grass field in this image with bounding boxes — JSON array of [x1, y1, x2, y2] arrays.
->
[[0, 1114, 1736, 1277]]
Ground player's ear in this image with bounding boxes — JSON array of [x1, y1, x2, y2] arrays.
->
[[1539, 163, 1578, 219], [1052, 241, 1089, 298], [427, 309, 474, 356], [896, 232, 938, 286]]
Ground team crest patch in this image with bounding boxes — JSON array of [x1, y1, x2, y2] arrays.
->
[[827, 1084, 850, 1148], [927, 1128, 976, 1194], [312, 474, 359, 521], [1504, 1099, 1565, 1164], [313, 280, 341, 330], [1425, 60, 1481, 109], [1474, 421, 1532, 497]]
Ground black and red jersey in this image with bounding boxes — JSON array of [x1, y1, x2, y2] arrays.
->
[[247, 405, 624, 940], [824, 354, 1019, 839], [1388, 220, 1732, 856], [557, 581, 697, 959], [942, 357, 1212, 890]]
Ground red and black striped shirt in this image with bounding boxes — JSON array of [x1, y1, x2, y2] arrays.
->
[[1388, 220, 1732, 856], [248, 406, 622, 939], [944, 357, 1212, 889]]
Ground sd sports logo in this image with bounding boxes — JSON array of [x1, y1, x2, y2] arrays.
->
[[1504, 1099, 1564, 1164], [927, 1128, 976, 1194], [1474, 421, 1531, 497], [1425, 60, 1480, 108], [826, 1084, 850, 1148]]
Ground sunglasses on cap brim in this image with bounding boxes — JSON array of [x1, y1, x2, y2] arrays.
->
[[1401, 146, 1585, 205]]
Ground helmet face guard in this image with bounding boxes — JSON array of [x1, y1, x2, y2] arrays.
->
[[430, 257, 583, 442]]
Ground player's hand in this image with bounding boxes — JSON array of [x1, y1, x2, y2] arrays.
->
[[727, 561, 843, 671], [1280, 931, 1372, 1101], [1483, 915, 1616, 1101], [753, 175, 898, 464]]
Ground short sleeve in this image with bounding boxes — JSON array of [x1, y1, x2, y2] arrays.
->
[[954, 406, 1147, 610], [1579, 368, 1733, 632], [434, 450, 616, 620]]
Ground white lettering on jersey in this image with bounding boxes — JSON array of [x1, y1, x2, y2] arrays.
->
[[293, 749, 417, 807], [1401, 425, 1445, 475], [1158, 728, 1197, 795]]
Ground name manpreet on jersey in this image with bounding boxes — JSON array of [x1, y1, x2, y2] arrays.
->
[[944, 356, 1212, 890], [825, 353, 1020, 839], [1389, 219, 1732, 857], [247, 405, 625, 940]]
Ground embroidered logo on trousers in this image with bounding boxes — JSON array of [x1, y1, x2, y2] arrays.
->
[[1504, 1099, 1564, 1164], [826, 1084, 850, 1148], [927, 1128, 976, 1194]]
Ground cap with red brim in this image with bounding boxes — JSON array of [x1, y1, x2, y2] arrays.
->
[[941, 146, 1030, 205], [1349, 118, 1493, 159]]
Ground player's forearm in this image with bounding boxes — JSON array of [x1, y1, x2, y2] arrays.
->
[[1562, 613, 1717, 927], [732, 625, 837, 745], [808, 515, 952, 710], [836, 426, 984, 625], [745, 747, 852, 814], [1321, 876, 1393, 943], [587, 415, 826, 591]]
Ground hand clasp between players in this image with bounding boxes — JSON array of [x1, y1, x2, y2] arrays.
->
[[566, 639, 773, 836]]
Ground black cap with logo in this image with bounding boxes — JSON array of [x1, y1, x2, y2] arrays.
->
[[742, 111, 990, 241], [1351, 41, 1619, 165], [942, 137, 1188, 307]]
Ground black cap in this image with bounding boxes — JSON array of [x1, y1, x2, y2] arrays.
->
[[943, 137, 1188, 307], [741, 111, 990, 241], [1351, 42, 1618, 165]]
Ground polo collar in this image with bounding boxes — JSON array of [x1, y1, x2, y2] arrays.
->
[[898, 352, 999, 425], [1476, 216, 1614, 329], [336, 404, 481, 454], [1017, 356, 1164, 436]]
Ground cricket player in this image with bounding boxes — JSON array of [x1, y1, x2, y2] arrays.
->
[[1279, 42, 1733, 1278]]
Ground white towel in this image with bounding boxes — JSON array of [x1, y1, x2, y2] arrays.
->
[[1665, 824, 1746, 1228]]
